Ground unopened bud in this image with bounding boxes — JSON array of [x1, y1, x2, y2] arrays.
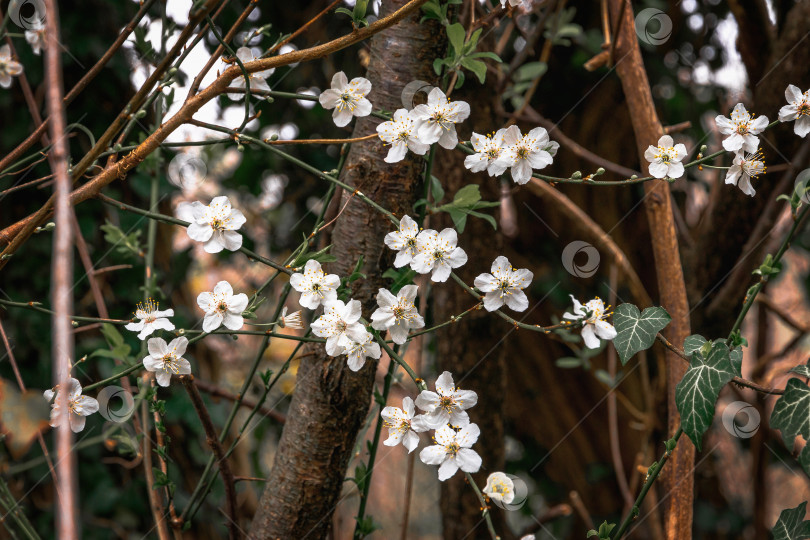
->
[[135, 110, 147, 119], [571, 171, 582, 179], [237, 144, 245, 152], [595, 167, 605, 176], [700, 144, 707, 153], [269, 134, 279, 141]]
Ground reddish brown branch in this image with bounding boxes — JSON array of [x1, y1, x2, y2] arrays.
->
[[180, 375, 238, 540]]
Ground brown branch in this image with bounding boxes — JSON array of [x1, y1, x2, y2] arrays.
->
[[180, 375, 238, 540], [609, 0, 694, 537], [193, 378, 286, 424], [43, 0, 78, 536], [516, 105, 639, 178], [0, 0, 430, 267], [139, 376, 171, 540], [0, 0, 156, 176], [524, 179, 652, 307], [187, 0, 253, 96], [266, 0, 343, 56]]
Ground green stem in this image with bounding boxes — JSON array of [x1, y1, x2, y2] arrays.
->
[[727, 205, 810, 339], [418, 145, 436, 227], [353, 354, 397, 539], [373, 332, 425, 391], [611, 428, 683, 539], [0, 298, 130, 325], [83, 363, 143, 391], [464, 472, 500, 540]]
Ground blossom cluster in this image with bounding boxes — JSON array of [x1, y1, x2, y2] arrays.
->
[[644, 84, 808, 197], [382, 372, 482, 481], [318, 74, 560, 184]]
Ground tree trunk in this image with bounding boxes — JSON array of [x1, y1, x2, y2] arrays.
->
[[248, 2, 444, 538]]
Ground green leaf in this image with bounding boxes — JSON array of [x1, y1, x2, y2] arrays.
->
[[729, 346, 743, 377], [772, 501, 810, 540], [555, 357, 582, 369], [430, 175, 445, 204], [771, 378, 810, 451], [683, 334, 707, 356], [100, 220, 143, 259], [515, 61, 547, 82], [101, 323, 126, 349], [675, 343, 737, 451], [469, 51, 502, 62], [453, 69, 466, 89], [612, 304, 672, 364], [446, 23, 466, 56], [790, 364, 810, 378], [452, 184, 482, 206], [460, 57, 487, 83], [382, 267, 417, 294]]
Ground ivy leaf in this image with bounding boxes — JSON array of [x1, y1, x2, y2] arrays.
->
[[683, 334, 707, 356], [675, 342, 736, 451], [790, 364, 810, 378], [771, 378, 810, 451], [772, 501, 810, 540], [612, 304, 672, 364]]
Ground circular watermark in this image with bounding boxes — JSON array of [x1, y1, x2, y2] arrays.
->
[[483, 472, 529, 511], [793, 168, 810, 204], [721, 401, 760, 439], [8, 0, 46, 30], [561, 240, 600, 278], [400, 80, 436, 110], [97, 385, 135, 423], [635, 8, 673, 46], [168, 152, 207, 191]]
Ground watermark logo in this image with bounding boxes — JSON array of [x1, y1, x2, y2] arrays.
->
[[721, 401, 760, 439], [483, 472, 529, 511], [97, 385, 135, 423], [635, 8, 672, 46], [400, 80, 435, 110], [8, 0, 46, 30], [168, 152, 207, 191], [793, 168, 810, 204], [561, 240, 600, 278]]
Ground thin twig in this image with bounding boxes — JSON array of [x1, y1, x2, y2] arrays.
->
[[180, 375, 238, 540]]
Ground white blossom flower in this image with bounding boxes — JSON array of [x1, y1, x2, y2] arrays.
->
[[25, 21, 46, 56], [370, 285, 425, 344], [289, 259, 340, 309], [716, 103, 769, 153], [0, 44, 23, 89], [725, 150, 765, 197], [474, 256, 533, 312], [311, 299, 367, 356], [344, 330, 382, 371], [376, 108, 430, 163], [381, 396, 429, 453], [778, 84, 810, 138], [176, 196, 246, 254], [411, 87, 470, 149], [411, 228, 468, 282], [563, 295, 617, 349], [644, 135, 688, 179], [278, 306, 304, 329], [196, 281, 249, 333], [464, 129, 509, 177], [227, 47, 273, 100], [415, 371, 478, 429], [44, 378, 99, 433], [124, 299, 175, 340], [142, 337, 191, 387], [497, 125, 559, 184], [318, 71, 372, 127], [384, 215, 420, 268], [419, 423, 482, 481], [483, 472, 515, 504]]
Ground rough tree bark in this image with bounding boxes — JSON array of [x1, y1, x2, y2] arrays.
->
[[609, 1, 695, 538], [248, 1, 444, 537]]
